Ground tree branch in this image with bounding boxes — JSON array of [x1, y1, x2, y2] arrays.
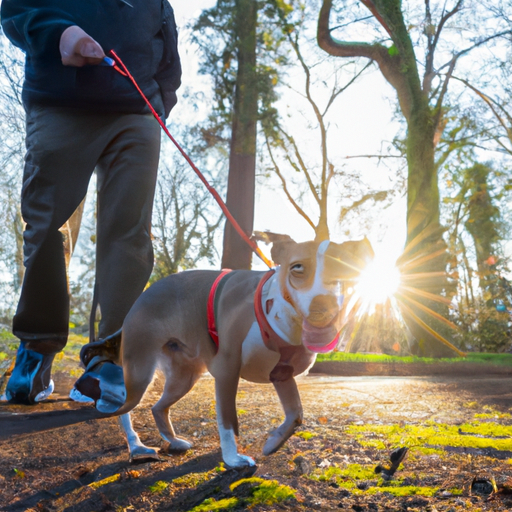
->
[[265, 138, 317, 231], [317, 0, 413, 119]]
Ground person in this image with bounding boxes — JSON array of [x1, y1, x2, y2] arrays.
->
[[1, 0, 181, 412]]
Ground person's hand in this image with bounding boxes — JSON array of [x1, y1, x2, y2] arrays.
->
[[60, 26, 105, 66]]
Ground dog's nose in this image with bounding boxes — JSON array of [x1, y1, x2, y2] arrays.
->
[[307, 294, 340, 327]]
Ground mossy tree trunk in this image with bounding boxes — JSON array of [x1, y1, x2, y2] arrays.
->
[[318, 0, 460, 356]]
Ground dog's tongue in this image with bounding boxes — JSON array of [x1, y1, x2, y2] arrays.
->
[[302, 320, 339, 353]]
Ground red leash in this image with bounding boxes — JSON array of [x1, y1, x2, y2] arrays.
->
[[108, 50, 273, 270]]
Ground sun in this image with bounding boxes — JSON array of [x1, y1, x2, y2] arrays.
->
[[354, 255, 401, 313]]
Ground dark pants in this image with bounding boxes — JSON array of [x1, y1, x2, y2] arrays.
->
[[14, 106, 161, 352]]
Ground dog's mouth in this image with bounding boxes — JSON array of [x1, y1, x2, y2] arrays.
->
[[301, 318, 340, 353]]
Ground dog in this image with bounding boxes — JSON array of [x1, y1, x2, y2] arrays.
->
[[113, 232, 373, 467]]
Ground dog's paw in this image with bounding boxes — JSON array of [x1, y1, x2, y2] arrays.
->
[[160, 437, 193, 454], [262, 423, 298, 456], [224, 453, 256, 468], [129, 445, 160, 464]]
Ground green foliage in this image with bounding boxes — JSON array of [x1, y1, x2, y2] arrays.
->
[[190, 0, 289, 151], [444, 161, 512, 353], [295, 430, 317, 440], [0, 329, 15, 343], [230, 477, 296, 505], [387, 44, 399, 56], [365, 485, 439, 497], [173, 471, 215, 487], [312, 463, 375, 482], [346, 422, 512, 452], [148, 481, 169, 494], [316, 351, 512, 366], [311, 463, 440, 497], [189, 497, 238, 511]]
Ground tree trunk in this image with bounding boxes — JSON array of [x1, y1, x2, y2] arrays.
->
[[396, 112, 456, 357], [221, 0, 258, 270]]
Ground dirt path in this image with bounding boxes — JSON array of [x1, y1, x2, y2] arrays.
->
[[0, 371, 511, 511]]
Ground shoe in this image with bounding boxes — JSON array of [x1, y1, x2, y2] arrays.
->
[[72, 355, 126, 413], [69, 386, 94, 403], [5, 342, 56, 404]]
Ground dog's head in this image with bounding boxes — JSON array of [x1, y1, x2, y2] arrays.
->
[[255, 231, 374, 352]]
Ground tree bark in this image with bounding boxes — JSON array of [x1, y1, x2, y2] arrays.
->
[[221, 0, 258, 270]]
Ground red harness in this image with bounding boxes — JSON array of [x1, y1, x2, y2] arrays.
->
[[207, 269, 286, 352], [207, 269, 233, 348], [207, 269, 339, 354]]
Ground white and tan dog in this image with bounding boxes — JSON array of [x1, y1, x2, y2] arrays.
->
[[113, 232, 373, 467]]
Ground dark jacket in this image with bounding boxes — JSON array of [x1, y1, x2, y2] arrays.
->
[[1, 0, 181, 118]]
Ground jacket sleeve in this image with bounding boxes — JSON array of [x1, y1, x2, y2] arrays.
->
[[1, 0, 76, 60], [155, 1, 182, 118]]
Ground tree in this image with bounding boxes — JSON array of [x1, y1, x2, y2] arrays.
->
[[445, 162, 511, 352], [150, 157, 223, 280], [317, 0, 509, 355], [262, 0, 395, 242], [192, 0, 287, 269]]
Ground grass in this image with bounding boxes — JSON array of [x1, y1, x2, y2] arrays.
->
[[316, 351, 512, 367], [346, 422, 512, 452], [310, 463, 441, 497]]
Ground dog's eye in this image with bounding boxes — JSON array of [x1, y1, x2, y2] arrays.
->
[[290, 263, 304, 274]]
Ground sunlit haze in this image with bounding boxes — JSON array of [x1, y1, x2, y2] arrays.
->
[[354, 254, 401, 313]]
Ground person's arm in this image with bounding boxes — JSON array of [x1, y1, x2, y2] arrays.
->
[[1, 0, 104, 66], [1, 0, 75, 59], [155, 1, 182, 117]]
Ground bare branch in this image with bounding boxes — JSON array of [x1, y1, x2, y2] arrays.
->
[[437, 30, 512, 74], [453, 76, 512, 139], [265, 138, 316, 231], [278, 127, 321, 204], [317, 0, 413, 118], [423, 0, 463, 94], [338, 190, 391, 223], [323, 60, 373, 115]]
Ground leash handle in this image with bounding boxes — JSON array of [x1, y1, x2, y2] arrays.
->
[[109, 50, 273, 270]]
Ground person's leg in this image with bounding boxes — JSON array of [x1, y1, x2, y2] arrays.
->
[[95, 113, 161, 339], [7, 107, 105, 404], [75, 113, 161, 412]]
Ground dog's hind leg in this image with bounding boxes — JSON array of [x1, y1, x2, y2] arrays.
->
[[263, 377, 303, 455], [153, 366, 203, 454], [119, 413, 161, 463]]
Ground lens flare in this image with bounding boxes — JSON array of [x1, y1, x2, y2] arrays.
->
[[356, 256, 401, 310]]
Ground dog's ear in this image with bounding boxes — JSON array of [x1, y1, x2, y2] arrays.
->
[[270, 239, 297, 265], [328, 237, 374, 277], [252, 231, 297, 266], [252, 231, 294, 245]]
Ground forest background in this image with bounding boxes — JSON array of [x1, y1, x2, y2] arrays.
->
[[0, 0, 511, 356]]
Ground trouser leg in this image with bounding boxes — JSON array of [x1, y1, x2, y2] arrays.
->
[[74, 115, 160, 412], [94, 114, 160, 339], [13, 107, 100, 349], [8, 107, 105, 403]]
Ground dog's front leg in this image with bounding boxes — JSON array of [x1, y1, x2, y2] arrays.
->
[[119, 413, 160, 463], [263, 377, 303, 455], [211, 355, 255, 468]]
